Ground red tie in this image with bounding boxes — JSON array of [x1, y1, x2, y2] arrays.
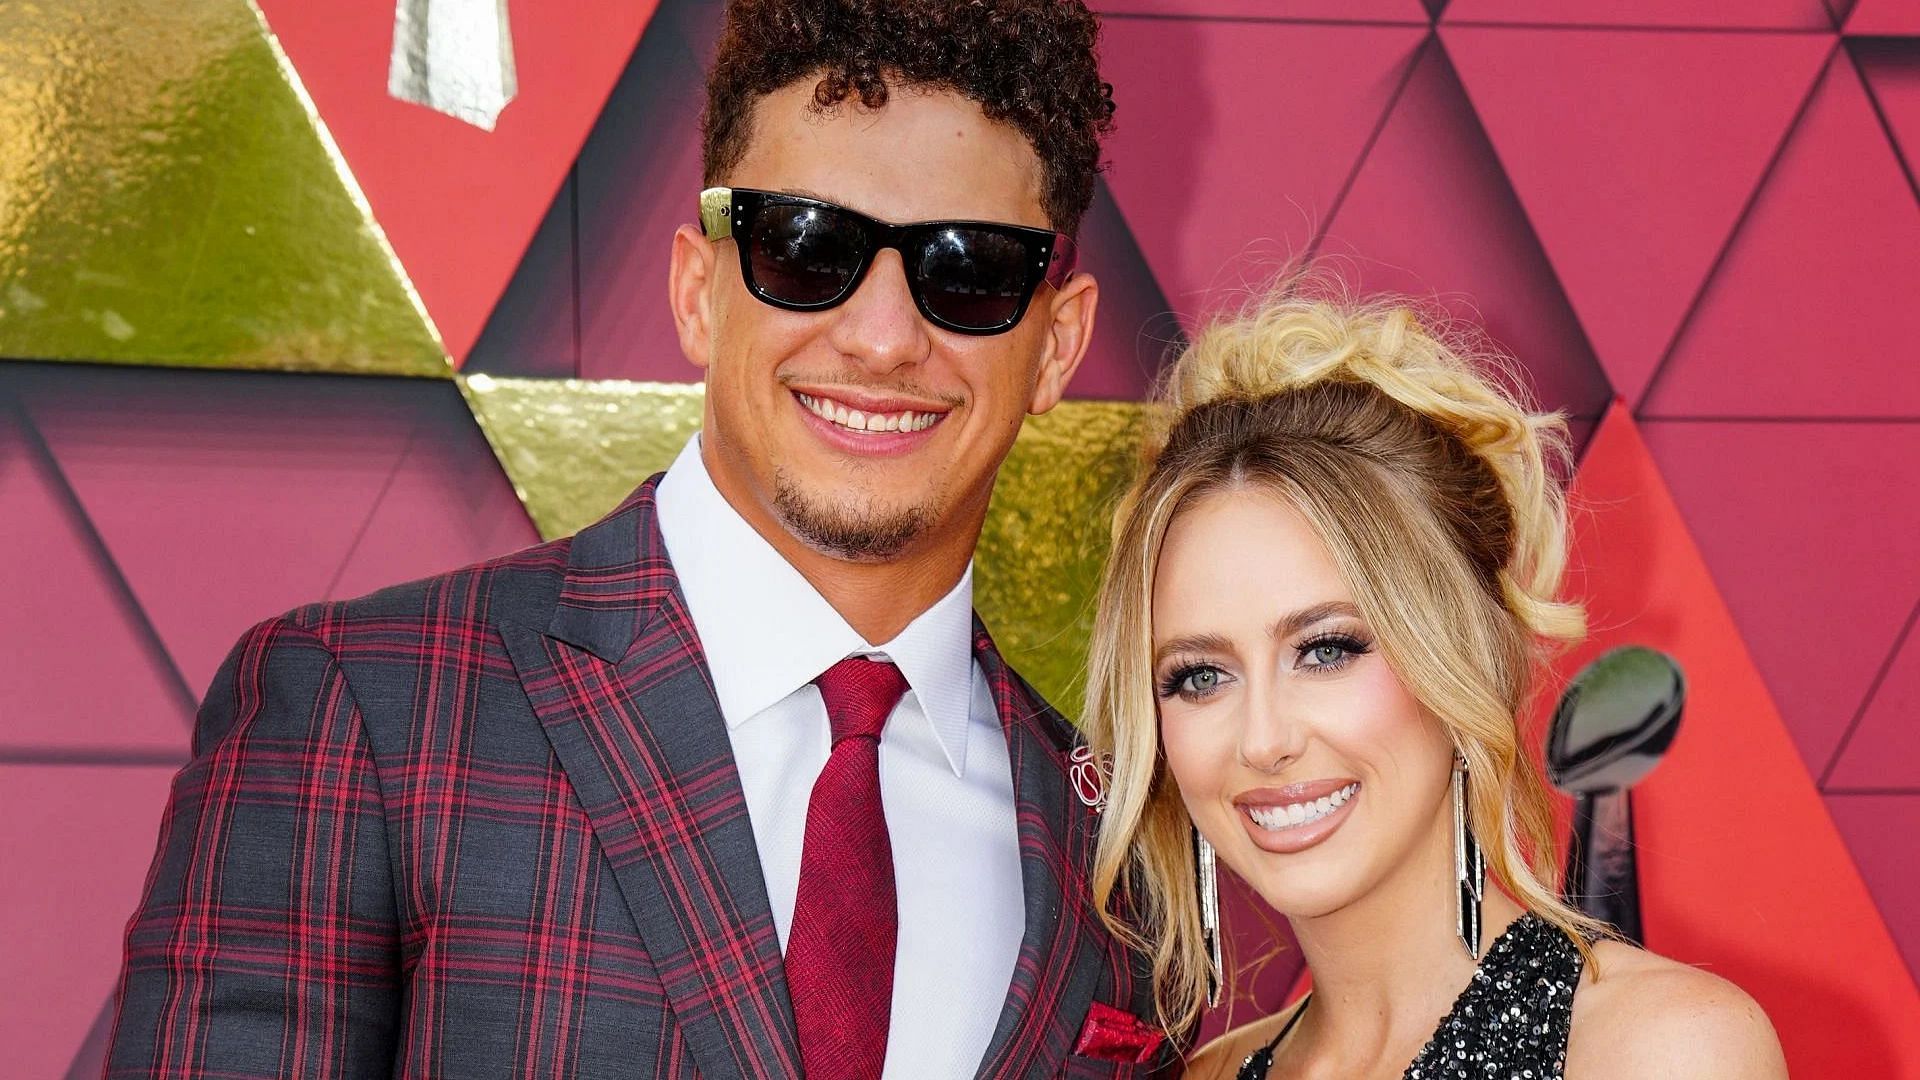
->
[[786, 657, 909, 1080]]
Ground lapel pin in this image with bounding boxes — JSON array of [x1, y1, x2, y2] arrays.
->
[[1069, 744, 1110, 813]]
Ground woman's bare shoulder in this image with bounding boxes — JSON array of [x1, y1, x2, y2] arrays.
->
[[1182, 1001, 1305, 1080], [1566, 940, 1785, 1079]]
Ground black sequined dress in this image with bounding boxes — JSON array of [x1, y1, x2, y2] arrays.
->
[[1234, 913, 1585, 1080]]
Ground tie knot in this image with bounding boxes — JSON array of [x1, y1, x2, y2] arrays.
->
[[815, 657, 909, 744]]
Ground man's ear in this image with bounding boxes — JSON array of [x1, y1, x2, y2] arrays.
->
[[1028, 271, 1100, 416], [669, 222, 718, 371]]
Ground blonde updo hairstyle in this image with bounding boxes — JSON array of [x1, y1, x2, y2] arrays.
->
[[1084, 292, 1607, 1037]]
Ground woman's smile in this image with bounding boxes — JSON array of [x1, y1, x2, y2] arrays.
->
[[1236, 780, 1360, 855]]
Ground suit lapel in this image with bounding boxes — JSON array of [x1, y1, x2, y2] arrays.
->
[[971, 618, 1116, 1080], [501, 479, 800, 1080]]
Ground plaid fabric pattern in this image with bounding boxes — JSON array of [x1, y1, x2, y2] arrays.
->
[[106, 478, 1174, 1079]]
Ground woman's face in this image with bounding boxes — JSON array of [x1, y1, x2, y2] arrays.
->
[[1151, 487, 1458, 920]]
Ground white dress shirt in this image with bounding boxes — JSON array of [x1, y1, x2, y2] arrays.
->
[[654, 435, 1025, 1078]]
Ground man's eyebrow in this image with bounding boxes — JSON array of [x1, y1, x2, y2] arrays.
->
[[1152, 633, 1233, 666], [765, 186, 846, 206], [1270, 601, 1362, 641]]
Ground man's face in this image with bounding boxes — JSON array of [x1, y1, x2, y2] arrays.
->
[[673, 81, 1096, 564]]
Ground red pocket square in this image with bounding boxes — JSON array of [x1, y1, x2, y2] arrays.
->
[[1072, 1001, 1167, 1065]]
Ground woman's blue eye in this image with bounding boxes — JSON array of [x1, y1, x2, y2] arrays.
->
[[1159, 664, 1228, 700], [1298, 634, 1371, 670]]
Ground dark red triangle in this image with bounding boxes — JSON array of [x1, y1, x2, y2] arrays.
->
[[1849, 0, 1920, 35], [19, 368, 425, 696], [0, 393, 193, 754], [1318, 41, 1613, 431], [1637, 419, 1920, 777], [1828, 606, 1920, 789], [1444, 0, 1832, 27], [1826, 796, 1920, 982], [327, 382, 539, 601], [1069, 180, 1187, 400], [1441, 26, 1829, 409], [572, 0, 715, 383], [1853, 40, 1920, 196], [1100, 18, 1429, 319], [0, 763, 180, 1079], [1645, 52, 1920, 416], [1559, 405, 1920, 1072], [1092, 0, 1428, 18]]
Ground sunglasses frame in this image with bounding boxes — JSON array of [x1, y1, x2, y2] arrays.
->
[[699, 186, 1078, 336]]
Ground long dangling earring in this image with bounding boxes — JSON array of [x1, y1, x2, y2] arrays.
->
[[1453, 751, 1486, 958], [1195, 827, 1223, 1007]]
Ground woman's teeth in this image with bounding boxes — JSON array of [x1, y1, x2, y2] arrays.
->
[[798, 392, 941, 433], [1246, 783, 1358, 831]]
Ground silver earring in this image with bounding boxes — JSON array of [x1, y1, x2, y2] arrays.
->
[[1195, 827, 1223, 1007], [1453, 752, 1486, 958]]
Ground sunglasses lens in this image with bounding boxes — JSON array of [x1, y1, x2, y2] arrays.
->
[[913, 227, 1035, 330], [746, 203, 867, 306]]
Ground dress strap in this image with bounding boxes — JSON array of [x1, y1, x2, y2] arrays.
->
[[1235, 994, 1310, 1080]]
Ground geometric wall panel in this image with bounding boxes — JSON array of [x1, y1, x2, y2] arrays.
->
[[1644, 52, 1920, 417], [1853, 41, 1920, 197], [0, 394, 193, 758], [17, 367, 462, 696], [1064, 180, 1191, 401], [0, 763, 178, 1080], [465, 172, 582, 379], [1638, 420, 1920, 778], [1444, 0, 1834, 28], [1559, 407, 1920, 1077], [573, 0, 720, 384], [0, 0, 445, 376], [1101, 18, 1429, 317], [324, 382, 541, 601], [1828, 796, 1920, 981], [1442, 27, 1830, 408], [1849, 0, 1920, 35], [1319, 42, 1615, 433], [1827, 617, 1920, 789], [1093, 0, 1426, 18], [255, 0, 662, 367]]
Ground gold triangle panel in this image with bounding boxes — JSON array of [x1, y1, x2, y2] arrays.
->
[[460, 375, 1144, 713], [0, 0, 446, 376]]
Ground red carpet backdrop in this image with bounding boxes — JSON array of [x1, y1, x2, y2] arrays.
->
[[3, 0, 1919, 1075]]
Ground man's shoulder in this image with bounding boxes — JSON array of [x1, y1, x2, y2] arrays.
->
[[283, 532, 576, 651]]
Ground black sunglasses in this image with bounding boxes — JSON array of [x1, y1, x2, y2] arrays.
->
[[699, 187, 1078, 336]]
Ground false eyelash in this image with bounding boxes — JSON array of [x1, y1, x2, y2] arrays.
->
[[1157, 661, 1218, 700], [1295, 631, 1373, 669]]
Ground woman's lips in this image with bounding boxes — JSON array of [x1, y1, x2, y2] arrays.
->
[[1234, 780, 1360, 855]]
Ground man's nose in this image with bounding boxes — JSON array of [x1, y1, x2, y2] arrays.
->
[[825, 249, 934, 373]]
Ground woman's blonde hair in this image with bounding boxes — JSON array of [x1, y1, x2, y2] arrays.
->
[[1084, 288, 1608, 1038]]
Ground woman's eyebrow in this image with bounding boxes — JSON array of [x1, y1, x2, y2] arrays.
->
[[1152, 602, 1360, 666], [1269, 600, 1362, 641], [1152, 633, 1233, 666]]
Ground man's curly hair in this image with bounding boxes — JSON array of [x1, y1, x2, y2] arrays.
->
[[703, 0, 1116, 236]]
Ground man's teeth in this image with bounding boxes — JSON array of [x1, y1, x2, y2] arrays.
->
[[1246, 783, 1358, 831], [798, 392, 941, 433]]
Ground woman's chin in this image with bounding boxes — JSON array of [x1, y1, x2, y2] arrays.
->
[[1242, 875, 1366, 924]]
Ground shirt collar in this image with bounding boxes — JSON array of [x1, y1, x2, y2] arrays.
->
[[654, 435, 978, 777]]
